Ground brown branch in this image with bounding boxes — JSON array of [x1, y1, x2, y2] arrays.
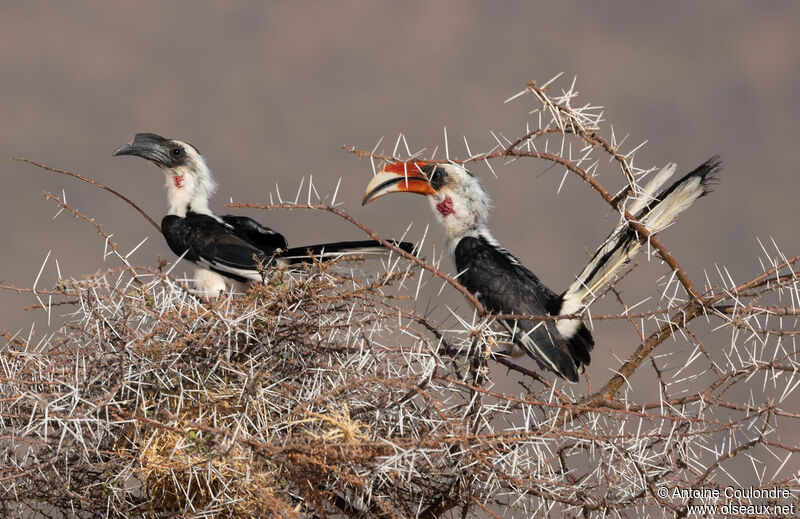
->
[[226, 201, 486, 313], [43, 191, 142, 284], [519, 79, 637, 186], [11, 158, 161, 232], [485, 150, 700, 300]]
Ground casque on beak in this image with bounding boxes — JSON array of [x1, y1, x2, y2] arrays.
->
[[361, 162, 437, 205], [112, 133, 175, 168]]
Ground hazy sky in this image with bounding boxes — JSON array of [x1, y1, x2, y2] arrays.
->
[[2, 2, 798, 361]]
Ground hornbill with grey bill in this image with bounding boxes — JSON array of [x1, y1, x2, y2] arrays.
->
[[362, 158, 720, 382], [114, 133, 414, 295]]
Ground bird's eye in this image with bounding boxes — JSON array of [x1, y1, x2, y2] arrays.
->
[[171, 147, 183, 157], [430, 168, 443, 184]]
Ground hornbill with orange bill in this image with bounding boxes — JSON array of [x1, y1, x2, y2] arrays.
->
[[362, 159, 719, 381], [114, 133, 414, 295]]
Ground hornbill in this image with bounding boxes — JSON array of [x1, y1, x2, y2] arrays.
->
[[113, 133, 414, 295], [362, 159, 719, 382]]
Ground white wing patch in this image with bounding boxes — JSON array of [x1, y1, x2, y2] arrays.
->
[[497, 319, 566, 378], [196, 257, 263, 281]]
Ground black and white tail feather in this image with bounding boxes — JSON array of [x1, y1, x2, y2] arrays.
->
[[527, 158, 719, 380], [522, 157, 720, 381], [279, 241, 407, 265], [559, 157, 721, 322]]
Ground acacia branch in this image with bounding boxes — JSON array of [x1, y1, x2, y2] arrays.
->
[[226, 201, 486, 313], [11, 158, 161, 232]]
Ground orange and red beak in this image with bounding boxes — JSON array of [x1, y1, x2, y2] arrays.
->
[[362, 162, 437, 205]]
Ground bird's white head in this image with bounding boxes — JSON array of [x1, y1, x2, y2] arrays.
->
[[362, 162, 491, 248], [113, 133, 217, 217]]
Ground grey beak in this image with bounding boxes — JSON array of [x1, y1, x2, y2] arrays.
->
[[112, 143, 137, 157], [112, 133, 174, 167]]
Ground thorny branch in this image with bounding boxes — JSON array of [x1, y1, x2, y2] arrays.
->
[[227, 201, 486, 314], [12, 157, 162, 232], [3, 77, 799, 517]]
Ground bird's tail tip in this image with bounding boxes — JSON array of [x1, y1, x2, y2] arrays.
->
[[688, 155, 722, 195]]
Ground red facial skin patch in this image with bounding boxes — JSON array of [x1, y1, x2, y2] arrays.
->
[[173, 175, 184, 188], [436, 196, 454, 217]]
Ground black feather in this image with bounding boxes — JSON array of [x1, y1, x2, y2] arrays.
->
[[281, 240, 414, 265], [220, 215, 288, 251], [655, 156, 720, 203], [454, 235, 586, 382]]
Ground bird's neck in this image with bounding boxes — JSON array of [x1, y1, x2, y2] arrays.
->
[[444, 222, 494, 255], [166, 178, 214, 218], [163, 160, 218, 218], [432, 187, 490, 254]]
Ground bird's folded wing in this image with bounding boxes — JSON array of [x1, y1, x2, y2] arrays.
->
[[221, 215, 289, 251], [197, 233, 269, 278]]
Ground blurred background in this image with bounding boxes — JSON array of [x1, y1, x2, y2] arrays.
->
[[1, 2, 798, 386]]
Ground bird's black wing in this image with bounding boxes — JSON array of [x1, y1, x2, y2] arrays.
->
[[454, 235, 584, 381], [221, 215, 289, 253], [504, 245, 594, 371], [162, 213, 269, 282]]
